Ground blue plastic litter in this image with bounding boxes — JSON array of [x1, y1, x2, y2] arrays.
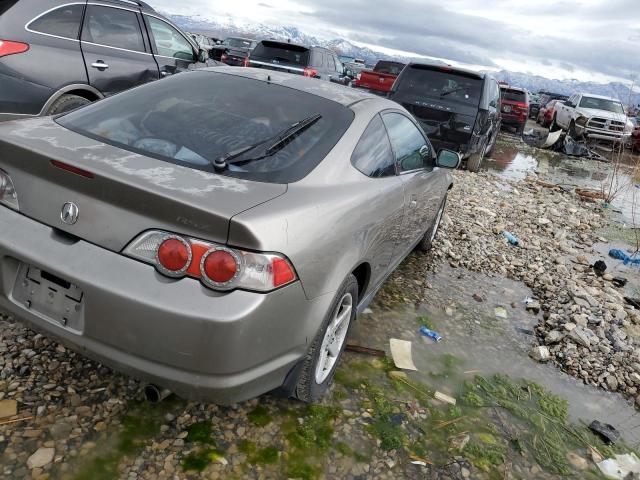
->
[[609, 249, 640, 266], [501, 231, 519, 246], [420, 326, 442, 342]]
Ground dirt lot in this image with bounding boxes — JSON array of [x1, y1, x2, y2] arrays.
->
[[0, 126, 639, 479]]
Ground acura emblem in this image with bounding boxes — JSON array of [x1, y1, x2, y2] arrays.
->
[[60, 202, 79, 225]]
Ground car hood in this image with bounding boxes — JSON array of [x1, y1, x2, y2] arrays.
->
[[575, 107, 627, 122], [0, 117, 286, 251]]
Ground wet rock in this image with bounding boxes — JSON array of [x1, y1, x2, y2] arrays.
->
[[589, 420, 620, 445], [27, 447, 54, 469], [530, 346, 551, 362]]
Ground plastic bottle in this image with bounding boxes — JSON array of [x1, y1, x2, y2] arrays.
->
[[419, 326, 442, 342], [501, 231, 519, 246]]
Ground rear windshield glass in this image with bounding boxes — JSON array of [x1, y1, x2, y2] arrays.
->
[[374, 61, 405, 75], [56, 71, 353, 184], [396, 66, 482, 106], [251, 41, 309, 66], [501, 88, 527, 103], [579, 96, 624, 114], [224, 38, 253, 49]]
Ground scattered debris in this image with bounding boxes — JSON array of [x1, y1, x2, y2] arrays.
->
[[529, 345, 551, 362], [448, 433, 470, 452], [434, 391, 457, 405], [625, 297, 640, 309], [389, 339, 417, 371], [345, 344, 386, 357], [409, 454, 433, 466], [609, 249, 640, 266], [575, 188, 606, 202], [0, 415, 33, 427], [524, 297, 541, 314], [612, 277, 627, 288], [472, 293, 483, 302], [494, 307, 508, 319], [593, 260, 607, 276], [0, 399, 17, 419], [500, 230, 519, 246], [419, 326, 442, 342], [589, 420, 620, 445], [597, 453, 640, 480], [362, 308, 373, 314]]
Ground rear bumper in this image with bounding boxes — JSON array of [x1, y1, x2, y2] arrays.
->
[[0, 206, 333, 404]]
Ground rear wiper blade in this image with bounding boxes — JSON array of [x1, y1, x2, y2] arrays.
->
[[440, 87, 465, 98], [213, 114, 322, 170]]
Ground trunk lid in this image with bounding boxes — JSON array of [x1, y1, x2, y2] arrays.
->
[[0, 118, 286, 251]]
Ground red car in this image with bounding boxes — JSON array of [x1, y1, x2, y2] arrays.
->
[[500, 85, 529, 135], [355, 60, 405, 94], [537, 99, 561, 128]]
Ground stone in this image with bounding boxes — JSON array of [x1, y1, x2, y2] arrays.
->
[[449, 433, 470, 451], [27, 448, 54, 469], [0, 399, 17, 419], [606, 375, 619, 391], [546, 330, 565, 344], [566, 452, 589, 470], [529, 346, 551, 362]]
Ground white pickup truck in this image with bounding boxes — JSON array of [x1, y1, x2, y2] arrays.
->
[[552, 93, 633, 143]]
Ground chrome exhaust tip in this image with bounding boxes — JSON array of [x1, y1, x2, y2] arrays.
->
[[144, 384, 172, 403]]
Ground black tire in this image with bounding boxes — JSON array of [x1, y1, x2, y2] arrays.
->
[[417, 194, 447, 252], [46, 94, 91, 115], [467, 139, 487, 173], [549, 114, 560, 132], [294, 274, 358, 403]]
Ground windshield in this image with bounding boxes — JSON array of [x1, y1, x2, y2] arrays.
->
[[251, 41, 310, 66], [501, 88, 527, 103], [224, 38, 253, 49], [579, 96, 625, 114], [396, 66, 482, 106], [56, 71, 353, 183]]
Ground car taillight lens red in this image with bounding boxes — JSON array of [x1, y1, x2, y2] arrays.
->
[[304, 67, 318, 78], [202, 249, 238, 284], [157, 238, 191, 274], [124, 231, 297, 292], [0, 40, 29, 58], [272, 257, 295, 287]]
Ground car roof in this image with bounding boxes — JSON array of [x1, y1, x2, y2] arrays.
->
[[406, 62, 486, 80], [206, 66, 386, 107]]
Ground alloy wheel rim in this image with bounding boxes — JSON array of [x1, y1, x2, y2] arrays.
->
[[315, 293, 353, 384]]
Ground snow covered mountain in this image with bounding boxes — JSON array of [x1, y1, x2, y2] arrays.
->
[[166, 13, 640, 106]]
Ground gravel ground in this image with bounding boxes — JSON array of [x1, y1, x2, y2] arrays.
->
[[0, 133, 638, 479]]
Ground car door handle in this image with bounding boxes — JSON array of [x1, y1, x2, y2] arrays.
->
[[91, 61, 109, 70]]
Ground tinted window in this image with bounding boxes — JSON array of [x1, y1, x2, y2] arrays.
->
[[579, 96, 624, 114], [383, 113, 432, 172], [147, 17, 194, 60], [29, 4, 84, 39], [56, 72, 354, 184], [374, 61, 405, 75], [351, 116, 396, 178], [82, 6, 144, 52], [252, 41, 309, 66], [501, 88, 527, 103], [396, 66, 482, 106]]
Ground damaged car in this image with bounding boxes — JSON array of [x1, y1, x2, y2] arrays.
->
[[389, 63, 501, 172], [0, 67, 459, 404]]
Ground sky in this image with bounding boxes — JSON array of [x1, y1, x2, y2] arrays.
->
[[149, 0, 640, 84]]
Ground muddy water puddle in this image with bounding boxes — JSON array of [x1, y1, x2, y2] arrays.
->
[[355, 265, 640, 444]]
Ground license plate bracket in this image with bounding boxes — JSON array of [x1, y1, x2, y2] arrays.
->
[[12, 263, 84, 333]]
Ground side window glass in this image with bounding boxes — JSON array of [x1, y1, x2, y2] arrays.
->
[[29, 4, 84, 39], [383, 113, 433, 172], [147, 16, 194, 61], [81, 6, 145, 52], [351, 115, 396, 178]]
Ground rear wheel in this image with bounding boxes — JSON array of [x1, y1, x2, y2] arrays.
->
[[46, 94, 91, 115], [467, 140, 487, 173], [294, 274, 358, 403], [417, 194, 447, 252], [549, 114, 560, 132]]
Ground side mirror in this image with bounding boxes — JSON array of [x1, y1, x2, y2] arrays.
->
[[197, 48, 208, 63], [436, 149, 461, 169]]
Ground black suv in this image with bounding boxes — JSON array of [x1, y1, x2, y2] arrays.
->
[[389, 63, 502, 172], [0, 0, 214, 121], [212, 37, 257, 65], [247, 40, 350, 84]]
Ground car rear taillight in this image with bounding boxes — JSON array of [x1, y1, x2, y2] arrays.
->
[[0, 169, 19, 210], [124, 230, 297, 292], [221, 53, 228, 61], [243, 57, 249, 67], [0, 40, 29, 58], [304, 67, 319, 78]]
